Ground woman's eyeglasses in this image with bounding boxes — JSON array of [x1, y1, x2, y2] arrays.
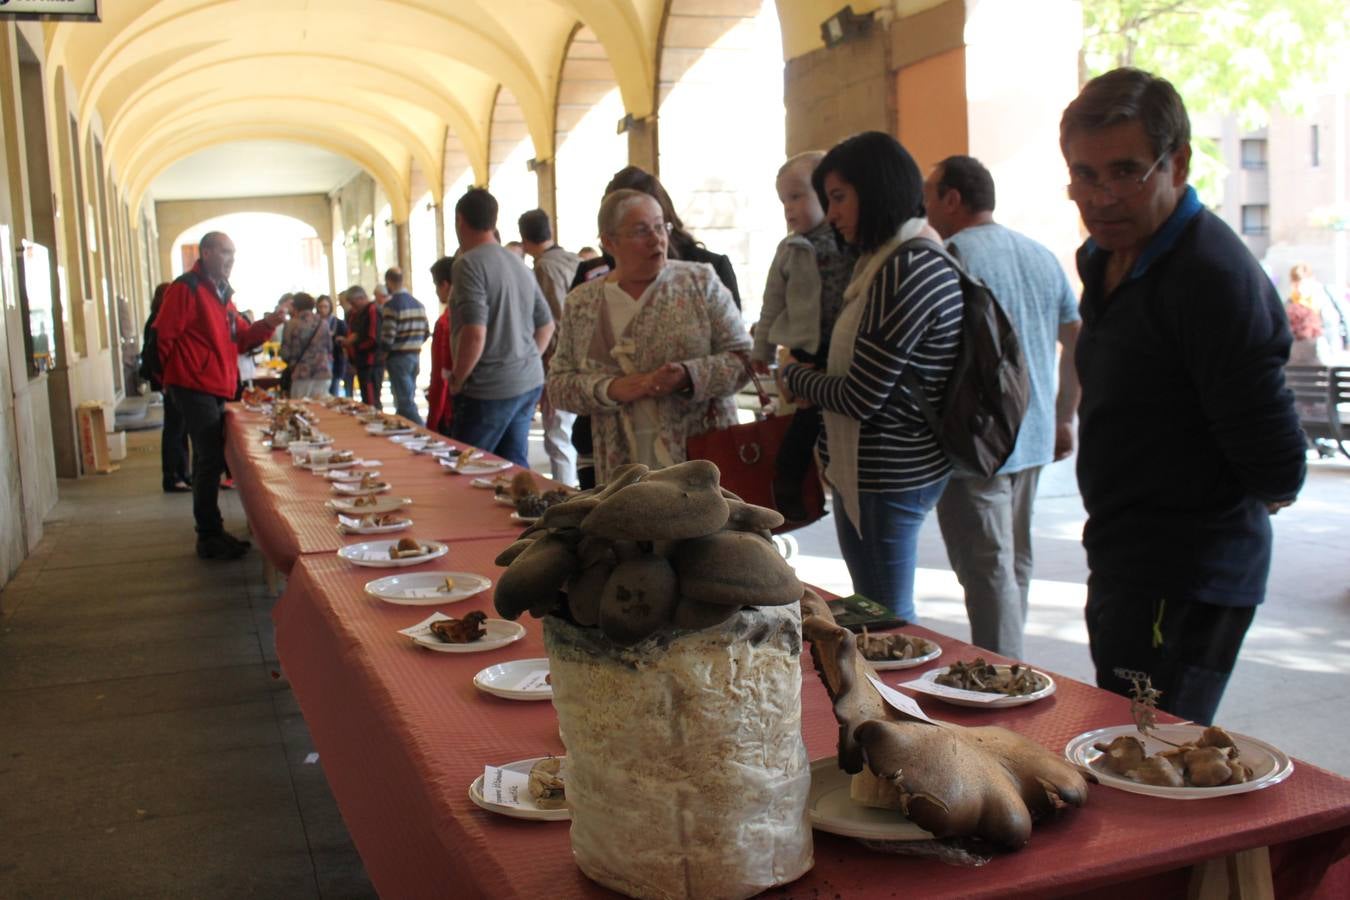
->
[[1066, 152, 1169, 202], [618, 221, 674, 241]]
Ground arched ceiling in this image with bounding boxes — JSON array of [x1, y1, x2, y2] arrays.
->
[[44, 0, 673, 221]]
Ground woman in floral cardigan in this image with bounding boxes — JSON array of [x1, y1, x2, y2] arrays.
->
[[547, 189, 751, 483]]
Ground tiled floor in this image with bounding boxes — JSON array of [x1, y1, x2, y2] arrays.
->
[[2, 427, 1347, 897], [0, 433, 375, 899]]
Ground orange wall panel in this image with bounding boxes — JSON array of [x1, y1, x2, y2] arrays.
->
[[896, 47, 968, 174]]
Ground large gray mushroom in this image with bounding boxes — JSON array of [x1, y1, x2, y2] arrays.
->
[[598, 554, 679, 645], [672, 531, 802, 608], [493, 533, 580, 620], [581, 459, 728, 541]]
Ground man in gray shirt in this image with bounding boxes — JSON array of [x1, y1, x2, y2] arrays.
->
[[519, 208, 582, 486], [923, 155, 1082, 659], [448, 188, 555, 467]]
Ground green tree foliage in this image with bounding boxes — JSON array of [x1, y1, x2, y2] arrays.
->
[[1083, 1, 1347, 124], [1082, 1, 1349, 201]]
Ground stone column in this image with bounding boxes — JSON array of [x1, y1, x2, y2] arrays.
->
[[534, 159, 557, 224], [626, 117, 659, 175]]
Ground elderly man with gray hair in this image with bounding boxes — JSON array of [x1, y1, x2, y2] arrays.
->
[[342, 285, 383, 408]]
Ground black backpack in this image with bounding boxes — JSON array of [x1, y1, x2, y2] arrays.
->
[[897, 238, 1030, 478]]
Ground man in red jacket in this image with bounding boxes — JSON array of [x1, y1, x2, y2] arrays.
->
[[155, 231, 289, 559]]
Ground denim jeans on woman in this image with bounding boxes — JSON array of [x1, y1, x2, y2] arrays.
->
[[450, 385, 543, 469], [833, 477, 950, 623]]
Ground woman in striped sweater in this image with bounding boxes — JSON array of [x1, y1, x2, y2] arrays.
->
[[783, 131, 964, 624]]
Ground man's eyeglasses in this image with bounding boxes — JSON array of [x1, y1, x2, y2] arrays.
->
[[1066, 151, 1170, 202], [618, 221, 674, 241]]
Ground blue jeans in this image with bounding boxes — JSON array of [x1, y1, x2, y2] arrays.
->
[[384, 351, 423, 425], [450, 385, 543, 468], [833, 477, 949, 622]]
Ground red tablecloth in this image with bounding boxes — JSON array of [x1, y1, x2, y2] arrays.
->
[[274, 554, 1350, 900], [236, 401, 1350, 899], [225, 405, 534, 574]]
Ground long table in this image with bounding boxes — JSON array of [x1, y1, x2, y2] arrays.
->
[[227, 402, 1350, 900]]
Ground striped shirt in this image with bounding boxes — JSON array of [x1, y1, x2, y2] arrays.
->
[[378, 290, 430, 353], [785, 245, 963, 491]]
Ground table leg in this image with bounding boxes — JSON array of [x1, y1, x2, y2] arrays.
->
[[1188, 846, 1274, 900]]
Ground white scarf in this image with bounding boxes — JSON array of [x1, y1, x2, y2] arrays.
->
[[824, 217, 932, 537]]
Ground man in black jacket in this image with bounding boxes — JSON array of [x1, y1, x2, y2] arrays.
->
[[1061, 68, 1306, 725]]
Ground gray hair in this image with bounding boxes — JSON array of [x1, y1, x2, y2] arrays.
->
[[1060, 67, 1190, 161], [345, 285, 368, 301], [597, 189, 658, 237]]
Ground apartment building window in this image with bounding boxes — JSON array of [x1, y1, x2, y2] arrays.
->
[[1240, 138, 1268, 169], [1312, 125, 1320, 167], [1241, 204, 1269, 236]]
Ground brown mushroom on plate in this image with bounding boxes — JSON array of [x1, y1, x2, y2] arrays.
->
[[801, 590, 1088, 850]]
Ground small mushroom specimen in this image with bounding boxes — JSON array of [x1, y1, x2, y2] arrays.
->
[[672, 531, 802, 607], [582, 460, 729, 541], [801, 590, 1087, 850], [723, 499, 784, 533]]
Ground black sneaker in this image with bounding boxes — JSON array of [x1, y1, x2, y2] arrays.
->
[[220, 531, 252, 550], [197, 533, 248, 560]]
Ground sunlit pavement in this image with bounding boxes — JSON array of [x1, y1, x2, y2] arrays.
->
[[528, 425, 1350, 775]]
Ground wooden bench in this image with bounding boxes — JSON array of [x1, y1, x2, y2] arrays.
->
[[1285, 365, 1350, 458]]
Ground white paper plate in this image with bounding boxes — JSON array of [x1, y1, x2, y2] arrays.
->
[[409, 616, 525, 653], [1065, 724, 1294, 800], [807, 757, 933, 841], [509, 511, 539, 524], [469, 757, 569, 821], [365, 424, 414, 436], [913, 665, 1055, 708], [364, 571, 492, 605], [492, 495, 517, 507], [859, 635, 943, 671], [337, 539, 447, 568], [326, 468, 381, 482], [474, 658, 552, 701], [414, 440, 455, 455], [389, 434, 427, 446], [328, 496, 412, 515], [444, 460, 512, 476], [331, 480, 391, 496], [303, 457, 361, 471], [470, 477, 497, 489], [336, 514, 411, 535]]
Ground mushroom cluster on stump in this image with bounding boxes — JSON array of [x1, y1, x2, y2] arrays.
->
[[494, 461, 803, 645]]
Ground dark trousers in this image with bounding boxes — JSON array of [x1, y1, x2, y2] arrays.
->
[[161, 389, 192, 489], [1085, 574, 1257, 725], [168, 386, 228, 537], [772, 406, 821, 520], [356, 364, 384, 409], [573, 415, 595, 490]]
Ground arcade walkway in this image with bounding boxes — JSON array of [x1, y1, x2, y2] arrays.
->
[[1, 428, 1348, 897]]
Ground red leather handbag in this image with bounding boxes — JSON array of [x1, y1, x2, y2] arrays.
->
[[686, 360, 827, 532]]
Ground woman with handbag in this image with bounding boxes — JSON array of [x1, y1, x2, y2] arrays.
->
[[280, 292, 333, 399], [782, 132, 964, 624], [547, 189, 751, 483]]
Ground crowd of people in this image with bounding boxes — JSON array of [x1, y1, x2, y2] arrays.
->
[[143, 66, 1312, 725]]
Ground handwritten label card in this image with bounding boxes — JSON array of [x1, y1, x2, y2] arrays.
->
[[900, 677, 1006, 704], [866, 674, 936, 724], [513, 670, 551, 692], [398, 612, 452, 639], [482, 765, 531, 807]]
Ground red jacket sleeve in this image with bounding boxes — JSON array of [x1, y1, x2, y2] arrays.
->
[[235, 309, 282, 353]]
